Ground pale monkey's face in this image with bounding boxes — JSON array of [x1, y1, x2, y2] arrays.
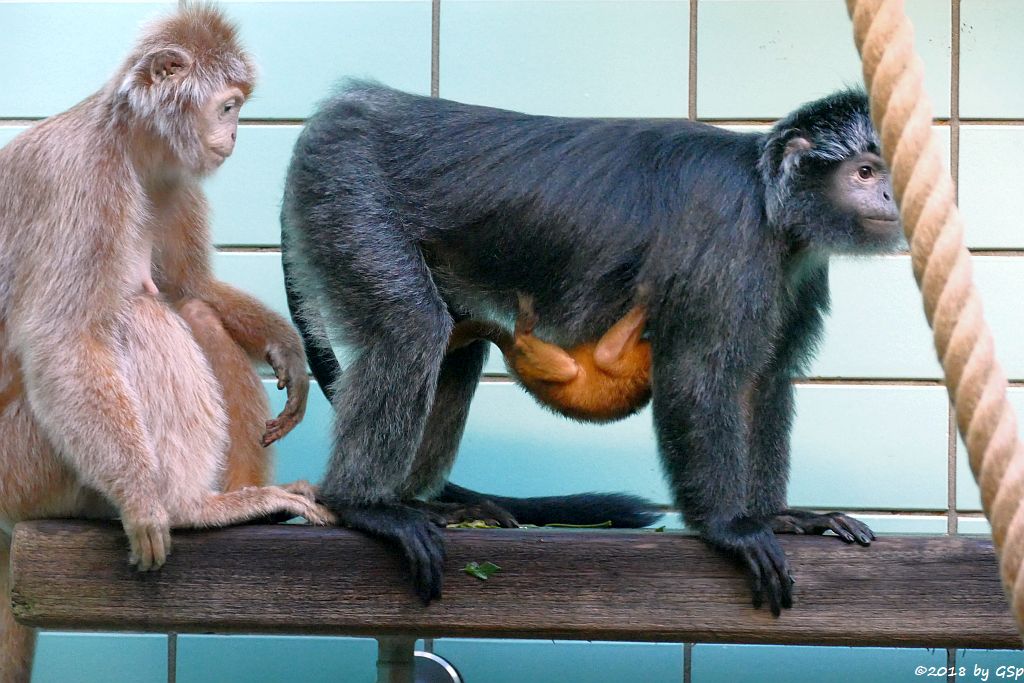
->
[[197, 86, 245, 175]]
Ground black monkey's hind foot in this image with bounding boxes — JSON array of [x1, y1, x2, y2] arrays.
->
[[704, 518, 795, 617], [332, 503, 447, 603], [408, 499, 520, 529], [770, 509, 875, 546]]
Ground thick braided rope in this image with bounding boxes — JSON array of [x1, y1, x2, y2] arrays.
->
[[847, 0, 1024, 634]]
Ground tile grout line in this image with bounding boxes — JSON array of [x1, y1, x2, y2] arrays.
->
[[167, 632, 177, 683], [687, 0, 698, 120], [683, 642, 693, 683], [947, 646, 957, 683], [431, 0, 440, 98], [947, 0, 962, 537]]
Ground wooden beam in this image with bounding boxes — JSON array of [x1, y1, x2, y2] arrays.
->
[[10, 520, 1019, 648]]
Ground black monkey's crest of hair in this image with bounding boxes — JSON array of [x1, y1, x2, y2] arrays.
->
[[759, 89, 879, 226]]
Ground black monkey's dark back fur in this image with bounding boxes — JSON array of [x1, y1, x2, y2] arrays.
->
[[281, 81, 897, 608]]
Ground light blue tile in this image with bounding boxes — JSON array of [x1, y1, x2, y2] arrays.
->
[[265, 363, 951, 515], [32, 632, 167, 683], [859, 514, 948, 535], [440, 0, 689, 117], [265, 379, 334, 486], [958, 516, 992, 536], [789, 385, 949, 511], [957, 650, 1024, 682], [656, 515, 950, 535], [1, 123, 294, 247], [434, 639, 683, 683], [974, 258, 1024, 382], [0, 126, 27, 148], [960, 1, 1024, 118], [227, 1, 431, 119], [692, 644, 945, 683], [697, 0, 951, 119], [0, 2, 175, 118], [450, 382, 672, 504], [810, 256, 943, 380], [959, 126, 1024, 249], [176, 634, 376, 683], [206, 125, 301, 247], [212, 252, 289, 319], [956, 388, 1024, 512]]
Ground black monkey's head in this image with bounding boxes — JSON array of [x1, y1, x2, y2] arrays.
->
[[759, 89, 902, 255]]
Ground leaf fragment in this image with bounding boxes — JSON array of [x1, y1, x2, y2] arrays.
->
[[463, 561, 501, 580]]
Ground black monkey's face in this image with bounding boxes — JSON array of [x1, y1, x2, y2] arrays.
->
[[826, 151, 901, 252]]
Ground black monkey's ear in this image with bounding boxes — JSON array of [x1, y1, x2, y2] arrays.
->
[[143, 48, 193, 84], [783, 135, 813, 159], [778, 133, 812, 178]]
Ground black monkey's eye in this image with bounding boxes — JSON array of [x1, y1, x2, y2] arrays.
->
[[857, 165, 874, 180]]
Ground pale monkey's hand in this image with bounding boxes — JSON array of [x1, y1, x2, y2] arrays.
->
[[263, 343, 309, 447]]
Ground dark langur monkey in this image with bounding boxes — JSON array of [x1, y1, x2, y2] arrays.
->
[[281, 83, 899, 609], [448, 293, 652, 423], [0, 7, 333, 681]]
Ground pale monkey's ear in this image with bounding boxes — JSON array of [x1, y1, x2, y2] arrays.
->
[[144, 48, 192, 85]]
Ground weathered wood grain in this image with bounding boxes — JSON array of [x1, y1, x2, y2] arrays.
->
[[9, 520, 1019, 648]]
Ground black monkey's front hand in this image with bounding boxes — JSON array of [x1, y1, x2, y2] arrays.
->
[[332, 503, 447, 603], [770, 509, 875, 546], [703, 518, 794, 616]]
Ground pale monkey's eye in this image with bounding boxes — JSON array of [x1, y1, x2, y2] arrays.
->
[[222, 101, 235, 115], [857, 165, 874, 180]]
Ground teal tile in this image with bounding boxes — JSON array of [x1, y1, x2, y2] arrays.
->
[[958, 516, 992, 536], [0, 126, 26, 147], [809, 256, 941, 380], [956, 388, 1024, 512], [0, 3, 175, 118], [212, 252, 289, 319], [228, 1, 431, 119], [267, 379, 951, 516], [697, 0, 951, 119], [692, 644, 945, 683], [265, 380, 334, 486], [440, 0, 689, 117], [449, 382, 672, 504], [957, 651, 1024, 682], [658, 515, 952, 535], [433, 639, 683, 683], [176, 634, 376, 683], [961, 1, 1024, 118], [207, 125, 301, 247], [859, 514, 948, 535], [789, 385, 949, 511], [32, 632, 167, 683], [959, 126, 1024, 249], [974, 258, 1024, 381], [1, 123, 294, 247]]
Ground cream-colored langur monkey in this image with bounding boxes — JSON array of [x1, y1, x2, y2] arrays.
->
[[0, 6, 331, 681]]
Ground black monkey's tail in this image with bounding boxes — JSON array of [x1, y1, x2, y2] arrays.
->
[[282, 237, 662, 530], [437, 483, 663, 528]]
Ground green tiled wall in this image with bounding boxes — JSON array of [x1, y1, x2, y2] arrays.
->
[[439, 0, 689, 117], [3, 0, 1024, 680], [696, 0, 951, 119]]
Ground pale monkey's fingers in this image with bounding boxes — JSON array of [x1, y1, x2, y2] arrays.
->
[[263, 372, 310, 446]]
